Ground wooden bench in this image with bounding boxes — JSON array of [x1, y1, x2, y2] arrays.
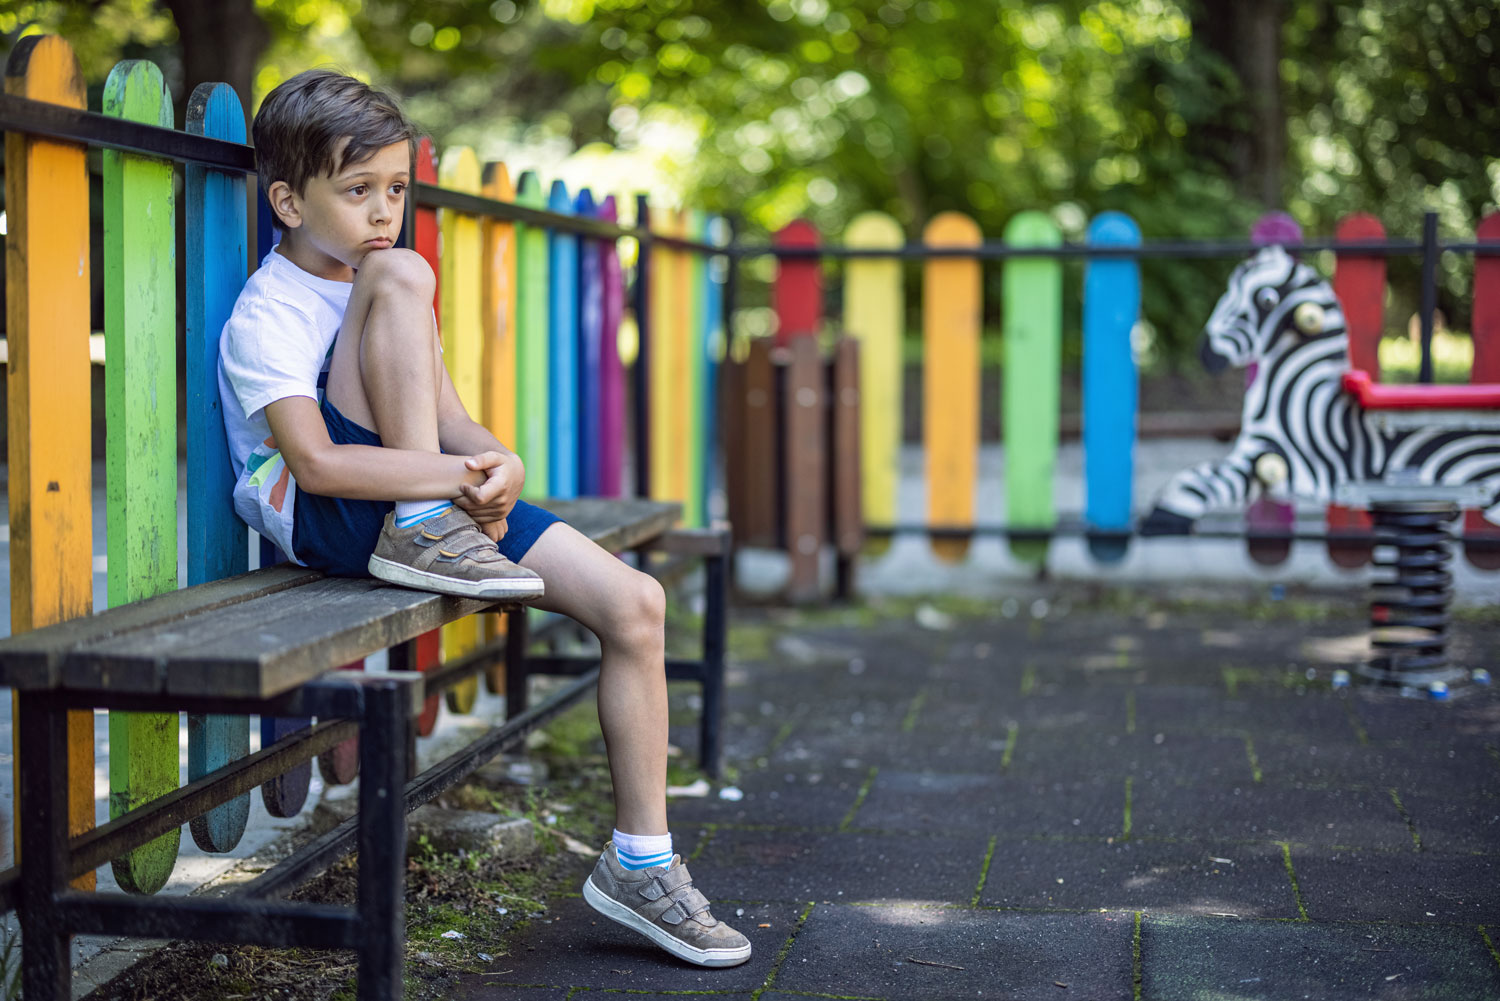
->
[[0, 495, 726, 1000], [0, 36, 732, 1001]]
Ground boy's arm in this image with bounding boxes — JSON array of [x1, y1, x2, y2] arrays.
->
[[435, 364, 525, 521], [264, 395, 493, 501]]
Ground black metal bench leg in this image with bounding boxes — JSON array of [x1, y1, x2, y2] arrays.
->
[[357, 679, 410, 1000], [700, 549, 728, 778], [505, 608, 530, 718], [18, 692, 73, 1001]]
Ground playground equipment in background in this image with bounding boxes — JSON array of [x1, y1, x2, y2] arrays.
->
[[1141, 244, 1500, 546], [739, 209, 1499, 586]]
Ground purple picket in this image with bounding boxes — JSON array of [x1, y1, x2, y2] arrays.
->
[[577, 188, 604, 495], [1244, 212, 1299, 567], [599, 195, 626, 497]]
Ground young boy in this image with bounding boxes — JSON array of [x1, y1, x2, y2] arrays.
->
[[218, 69, 750, 968]]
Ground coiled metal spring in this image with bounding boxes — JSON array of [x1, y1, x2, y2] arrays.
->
[[1358, 500, 1464, 692]]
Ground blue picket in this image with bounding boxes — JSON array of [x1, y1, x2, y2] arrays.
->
[[701, 215, 726, 524], [185, 82, 252, 852], [253, 191, 313, 819], [576, 187, 603, 496], [1082, 211, 1142, 563], [548, 180, 580, 497]]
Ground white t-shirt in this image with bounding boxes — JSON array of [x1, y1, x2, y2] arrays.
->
[[218, 248, 353, 562]]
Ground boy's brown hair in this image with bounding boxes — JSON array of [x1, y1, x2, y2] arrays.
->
[[252, 69, 418, 229]]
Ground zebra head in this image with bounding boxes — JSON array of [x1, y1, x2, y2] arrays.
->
[[1200, 245, 1344, 373]]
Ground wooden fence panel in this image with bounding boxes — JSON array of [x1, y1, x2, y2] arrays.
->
[[924, 212, 981, 563], [439, 146, 484, 715], [599, 195, 626, 497], [1082, 211, 1141, 564], [4, 34, 96, 887], [548, 180, 580, 498], [577, 188, 604, 496], [185, 80, 254, 850], [516, 171, 550, 499], [842, 212, 903, 553], [1002, 211, 1062, 567], [785, 336, 825, 601], [103, 59, 180, 894], [1465, 211, 1500, 569], [773, 218, 821, 345], [1328, 213, 1386, 568]]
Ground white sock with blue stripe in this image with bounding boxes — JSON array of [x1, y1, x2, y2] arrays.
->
[[612, 829, 673, 871], [394, 500, 452, 529]]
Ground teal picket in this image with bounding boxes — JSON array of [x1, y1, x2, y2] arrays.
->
[[184, 81, 251, 853], [548, 179, 579, 497]]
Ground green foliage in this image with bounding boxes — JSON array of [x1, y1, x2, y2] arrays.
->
[[4, 0, 1495, 364]]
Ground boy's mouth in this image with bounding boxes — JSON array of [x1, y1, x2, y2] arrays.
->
[[365, 237, 392, 249]]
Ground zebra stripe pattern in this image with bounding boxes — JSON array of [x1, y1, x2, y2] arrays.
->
[[1145, 245, 1500, 532]]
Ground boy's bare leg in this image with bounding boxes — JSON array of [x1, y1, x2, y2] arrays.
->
[[324, 249, 443, 447], [519, 523, 669, 836]]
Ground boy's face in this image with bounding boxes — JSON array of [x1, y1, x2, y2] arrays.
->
[[269, 139, 410, 281]]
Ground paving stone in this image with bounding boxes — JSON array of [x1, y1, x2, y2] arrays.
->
[[771, 903, 1134, 1000], [1006, 731, 1256, 785], [908, 689, 1131, 734], [668, 768, 866, 829], [1133, 781, 1416, 849], [448, 894, 798, 994], [978, 838, 1300, 918], [766, 727, 1010, 772], [1251, 739, 1500, 795], [1293, 848, 1500, 923], [1396, 792, 1500, 853], [448, 985, 569, 1000], [853, 770, 1125, 838], [1351, 690, 1500, 745], [1131, 685, 1359, 738], [695, 827, 992, 905], [1139, 914, 1500, 1000]]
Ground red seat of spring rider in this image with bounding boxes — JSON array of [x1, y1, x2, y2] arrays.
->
[[1342, 369, 1500, 410]]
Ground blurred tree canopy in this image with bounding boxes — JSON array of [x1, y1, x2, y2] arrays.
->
[[2, 0, 1496, 363]]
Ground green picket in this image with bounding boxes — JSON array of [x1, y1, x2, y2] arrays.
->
[[1001, 211, 1063, 567], [103, 59, 180, 894], [515, 171, 550, 498]]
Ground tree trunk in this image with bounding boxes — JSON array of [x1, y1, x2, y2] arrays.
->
[[160, 0, 270, 128], [1193, 0, 1285, 208]]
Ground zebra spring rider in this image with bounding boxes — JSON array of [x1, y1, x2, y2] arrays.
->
[[1142, 245, 1500, 691]]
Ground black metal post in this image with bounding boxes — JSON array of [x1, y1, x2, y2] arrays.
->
[[18, 693, 72, 1000], [633, 194, 652, 499], [1419, 211, 1438, 385], [505, 607, 531, 718], [700, 544, 728, 778], [357, 679, 410, 1000], [386, 638, 420, 778]]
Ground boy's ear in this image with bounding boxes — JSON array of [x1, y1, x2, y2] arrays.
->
[[267, 180, 302, 230]]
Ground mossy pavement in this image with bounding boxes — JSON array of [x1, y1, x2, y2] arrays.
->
[[446, 587, 1500, 1001]]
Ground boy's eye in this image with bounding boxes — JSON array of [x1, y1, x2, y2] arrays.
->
[[391, 183, 406, 196], [350, 184, 368, 196]]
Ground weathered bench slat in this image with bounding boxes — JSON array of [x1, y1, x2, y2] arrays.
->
[[2, 499, 681, 700], [0, 566, 321, 689]]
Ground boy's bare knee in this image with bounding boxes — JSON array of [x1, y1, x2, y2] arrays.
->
[[605, 572, 666, 651], [355, 248, 435, 299]]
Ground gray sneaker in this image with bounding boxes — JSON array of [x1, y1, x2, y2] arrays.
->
[[367, 508, 544, 601], [583, 843, 751, 967]]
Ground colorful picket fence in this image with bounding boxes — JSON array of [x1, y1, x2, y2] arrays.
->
[[771, 209, 1500, 572], [3, 37, 725, 893]]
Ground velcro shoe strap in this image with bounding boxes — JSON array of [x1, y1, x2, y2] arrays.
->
[[638, 894, 690, 925], [657, 865, 696, 895]]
